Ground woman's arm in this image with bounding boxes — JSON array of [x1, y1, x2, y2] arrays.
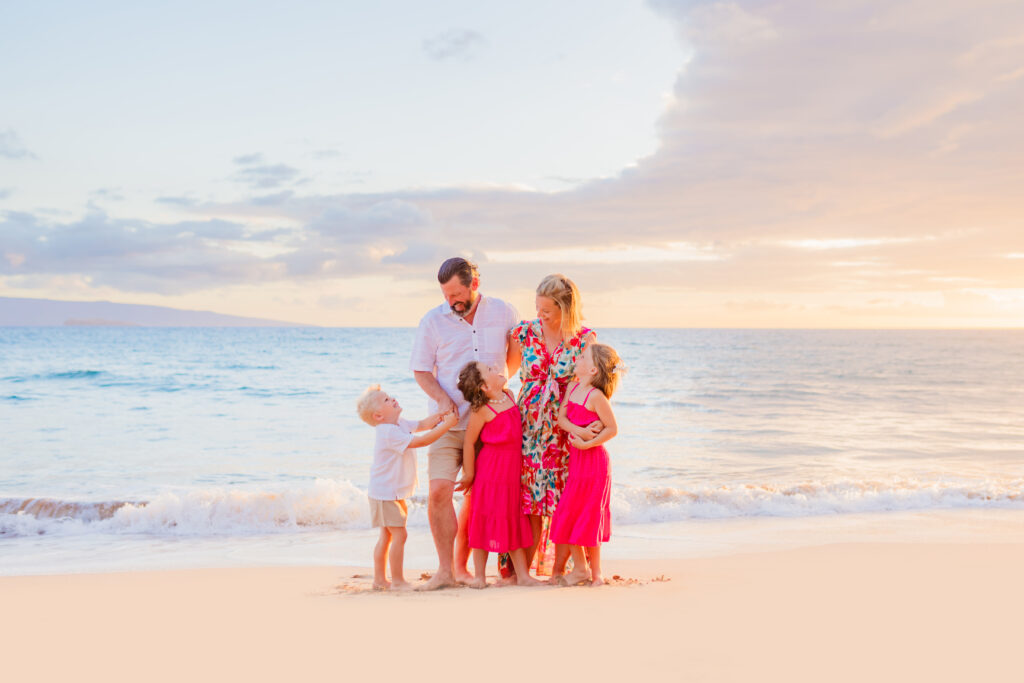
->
[[569, 392, 617, 450], [506, 335, 522, 378], [455, 409, 485, 492]]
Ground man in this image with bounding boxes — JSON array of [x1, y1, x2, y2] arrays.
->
[[410, 257, 519, 590]]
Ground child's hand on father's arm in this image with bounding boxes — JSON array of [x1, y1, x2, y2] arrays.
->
[[454, 470, 474, 492]]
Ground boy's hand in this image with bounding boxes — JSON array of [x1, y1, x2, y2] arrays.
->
[[427, 412, 446, 427], [454, 471, 474, 492], [441, 410, 459, 428]]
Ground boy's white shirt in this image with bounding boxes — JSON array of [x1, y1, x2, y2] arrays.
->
[[368, 417, 419, 500]]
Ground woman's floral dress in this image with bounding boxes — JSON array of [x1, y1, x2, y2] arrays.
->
[[498, 320, 592, 576], [515, 320, 593, 516]]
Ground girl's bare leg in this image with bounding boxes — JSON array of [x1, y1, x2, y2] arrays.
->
[[468, 549, 488, 589], [563, 545, 590, 585], [548, 544, 572, 584], [373, 527, 392, 590], [524, 515, 544, 568], [508, 548, 542, 586], [586, 545, 603, 586], [388, 527, 410, 589]]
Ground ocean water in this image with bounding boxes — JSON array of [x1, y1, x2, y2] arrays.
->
[[2, 327, 1023, 574]]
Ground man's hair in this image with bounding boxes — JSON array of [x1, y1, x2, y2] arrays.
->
[[438, 257, 479, 287], [456, 361, 489, 410], [356, 384, 385, 426], [536, 273, 583, 339]]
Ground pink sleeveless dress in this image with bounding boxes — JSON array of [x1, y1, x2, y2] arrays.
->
[[549, 387, 612, 546], [467, 397, 534, 553]]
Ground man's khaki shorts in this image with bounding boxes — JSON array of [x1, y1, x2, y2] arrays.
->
[[368, 497, 408, 528], [427, 429, 465, 482]]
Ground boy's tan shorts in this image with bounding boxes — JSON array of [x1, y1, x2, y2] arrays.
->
[[427, 429, 465, 482], [369, 498, 408, 528]]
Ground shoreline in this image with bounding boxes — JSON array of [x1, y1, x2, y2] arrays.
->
[[3, 540, 1020, 681]]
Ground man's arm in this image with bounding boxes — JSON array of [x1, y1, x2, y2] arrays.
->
[[413, 371, 457, 415]]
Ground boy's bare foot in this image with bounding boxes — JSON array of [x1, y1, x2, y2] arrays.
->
[[467, 576, 487, 589], [561, 567, 591, 586], [416, 570, 457, 591], [372, 579, 391, 591]]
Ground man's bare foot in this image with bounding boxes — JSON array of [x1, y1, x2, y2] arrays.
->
[[467, 576, 487, 589], [496, 574, 518, 586], [416, 570, 457, 591], [590, 575, 604, 587], [372, 579, 391, 591], [391, 580, 413, 591], [454, 570, 474, 585], [561, 567, 591, 586]]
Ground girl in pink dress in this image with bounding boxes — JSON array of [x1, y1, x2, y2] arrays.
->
[[550, 342, 623, 587], [457, 361, 542, 588]]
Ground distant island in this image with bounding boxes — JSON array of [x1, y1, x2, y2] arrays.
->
[[0, 297, 310, 327]]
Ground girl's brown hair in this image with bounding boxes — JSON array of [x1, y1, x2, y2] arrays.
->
[[588, 342, 624, 398], [457, 361, 489, 410]]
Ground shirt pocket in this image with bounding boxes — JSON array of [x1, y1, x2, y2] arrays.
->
[[479, 326, 508, 360]]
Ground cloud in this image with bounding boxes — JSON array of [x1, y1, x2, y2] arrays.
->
[[233, 153, 265, 165], [422, 29, 486, 61], [0, 129, 36, 160], [5, 0, 1023, 326], [0, 188, 12, 200], [155, 196, 199, 207], [232, 162, 302, 189]]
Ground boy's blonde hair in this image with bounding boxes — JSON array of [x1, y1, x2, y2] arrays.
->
[[536, 273, 583, 340], [356, 384, 386, 426], [589, 342, 624, 398]]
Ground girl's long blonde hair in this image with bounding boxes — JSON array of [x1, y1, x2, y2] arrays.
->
[[536, 273, 583, 340]]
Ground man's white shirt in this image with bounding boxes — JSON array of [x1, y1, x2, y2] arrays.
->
[[409, 295, 519, 430]]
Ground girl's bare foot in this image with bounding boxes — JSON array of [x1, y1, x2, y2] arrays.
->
[[515, 575, 543, 587], [496, 574, 518, 586], [454, 570, 474, 585], [561, 567, 591, 586], [391, 580, 413, 591], [467, 576, 487, 589], [546, 573, 563, 585], [372, 579, 391, 591], [590, 575, 604, 587]]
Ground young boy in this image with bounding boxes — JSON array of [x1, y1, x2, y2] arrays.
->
[[357, 384, 457, 590]]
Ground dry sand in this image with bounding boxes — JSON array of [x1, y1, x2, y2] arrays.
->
[[3, 542, 1020, 682]]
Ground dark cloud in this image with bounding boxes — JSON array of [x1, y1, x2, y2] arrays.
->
[[423, 29, 486, 61], [0, 129, 37, 160]]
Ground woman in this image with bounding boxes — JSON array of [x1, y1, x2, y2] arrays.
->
[[503, 274, 596, 577]]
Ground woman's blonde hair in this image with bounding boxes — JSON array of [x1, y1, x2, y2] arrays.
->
[[536, 273, 583, 340], [588, 343, 624, 398]]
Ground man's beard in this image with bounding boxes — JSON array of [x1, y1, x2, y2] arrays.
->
[[450, 294, 477, 317]]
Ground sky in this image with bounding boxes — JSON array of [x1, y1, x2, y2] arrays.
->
[[1, 0, 1023, 328]]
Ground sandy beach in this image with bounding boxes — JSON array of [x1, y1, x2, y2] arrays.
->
[[3, 540, 1020, 682]]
